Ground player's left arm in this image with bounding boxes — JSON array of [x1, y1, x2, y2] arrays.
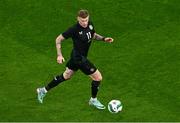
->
[[93, 33, 113, 43]]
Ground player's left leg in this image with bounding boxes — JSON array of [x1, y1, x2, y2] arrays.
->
[[79, 58, 105, 109], [88, 69, 105, 109], [89, 69, 102, 98]]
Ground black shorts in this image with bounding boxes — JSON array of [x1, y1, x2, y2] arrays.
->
[[66, 56, 97, 75]]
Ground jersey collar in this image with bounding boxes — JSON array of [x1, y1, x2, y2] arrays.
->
[[77, 21, 90, 29]]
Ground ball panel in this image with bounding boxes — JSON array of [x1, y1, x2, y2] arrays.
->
[[108, 104, 117, 113]]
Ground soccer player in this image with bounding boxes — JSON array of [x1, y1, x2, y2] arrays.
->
[[37, 9, 113, 110]]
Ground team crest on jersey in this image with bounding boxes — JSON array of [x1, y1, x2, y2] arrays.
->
[[89, 25, 93, 30]]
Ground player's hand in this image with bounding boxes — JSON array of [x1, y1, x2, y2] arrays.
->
[[57, 55, 65, 64], [104, 37, 114, 43]]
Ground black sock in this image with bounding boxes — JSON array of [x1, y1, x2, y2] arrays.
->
[[91, 80, 100, 98], [45, 74, 65, 91]]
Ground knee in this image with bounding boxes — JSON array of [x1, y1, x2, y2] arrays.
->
[[63, 74, 71, 80], [63, 72, 73, 80], [94, 73, 103, 81], [97, 75, 103, 81], [90, 70, 103, 81], [63, 69, 74, 80]]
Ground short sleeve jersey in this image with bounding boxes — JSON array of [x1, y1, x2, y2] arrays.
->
[[62, 21, 95, 58]]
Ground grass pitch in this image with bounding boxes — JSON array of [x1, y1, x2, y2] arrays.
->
[[0, 0, 180, 121]]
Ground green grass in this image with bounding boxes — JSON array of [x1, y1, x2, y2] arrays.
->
[[0, 0, 180, 121]]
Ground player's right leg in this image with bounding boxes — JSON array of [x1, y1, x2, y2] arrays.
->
[[37, 67, 75, 103]]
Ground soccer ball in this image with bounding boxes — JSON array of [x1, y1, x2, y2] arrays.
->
[[108, 100, 122, 113]]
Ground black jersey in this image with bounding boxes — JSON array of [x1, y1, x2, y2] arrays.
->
[[62, 21, 95, 58]]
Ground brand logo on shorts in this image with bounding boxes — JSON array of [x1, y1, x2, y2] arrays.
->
[[90, 68, 95, 72], [89, 25, 93, 30]]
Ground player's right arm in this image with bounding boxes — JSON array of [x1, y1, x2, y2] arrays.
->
[[56, 34, 65, 64], [56, 26, 74, 64]]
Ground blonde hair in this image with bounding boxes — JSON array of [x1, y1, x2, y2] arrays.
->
[[77, 9, 89, 18]]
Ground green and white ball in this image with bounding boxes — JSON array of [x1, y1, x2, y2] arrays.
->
[[108, 100, 122, 113]]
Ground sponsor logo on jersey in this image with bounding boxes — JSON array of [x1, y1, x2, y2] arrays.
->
[[79, 31, 83, 35]]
